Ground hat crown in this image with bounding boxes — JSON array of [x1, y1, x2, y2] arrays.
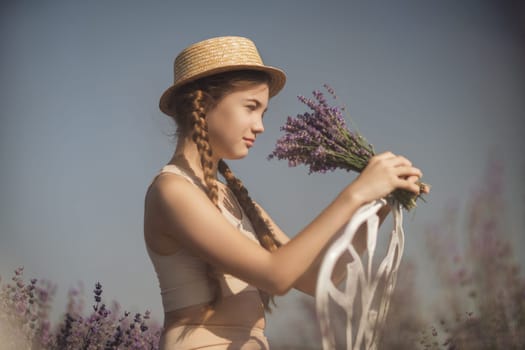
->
[[174, 36, 265, 85], [159, 36, 286, 117]]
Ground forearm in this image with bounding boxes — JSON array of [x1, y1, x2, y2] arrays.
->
[[351, 204, 390, 254], [294, 250, 349, 296], [293, 203, 391, 296], [268, 188, 364, 295]]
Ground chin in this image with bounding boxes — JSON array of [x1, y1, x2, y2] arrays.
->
[[225, 154, 248, 160], [222, 150, 249, 160]]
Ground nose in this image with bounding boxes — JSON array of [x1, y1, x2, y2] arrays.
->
[[252, 116, 265, 135]]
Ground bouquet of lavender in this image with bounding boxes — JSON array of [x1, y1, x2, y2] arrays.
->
[[268, 84, 427, 211]]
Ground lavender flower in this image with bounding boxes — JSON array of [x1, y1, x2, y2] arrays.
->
[[0, 268, 162, 349], [269, 84, 427, 210]]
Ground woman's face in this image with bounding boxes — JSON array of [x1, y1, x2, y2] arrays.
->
[[206, 83, 269, 160]]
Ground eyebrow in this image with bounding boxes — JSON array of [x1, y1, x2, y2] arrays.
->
[[244, 98, 268, 112]]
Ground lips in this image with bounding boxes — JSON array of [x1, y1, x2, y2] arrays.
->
[[243, 137, 255, 147]]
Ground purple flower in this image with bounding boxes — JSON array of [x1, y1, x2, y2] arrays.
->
[[268, 85, 373, 175], [269, 84, 426, 210], [1, 271, 162, 349]]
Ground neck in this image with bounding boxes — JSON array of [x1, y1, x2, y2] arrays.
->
[[169, 136, 219, 180]]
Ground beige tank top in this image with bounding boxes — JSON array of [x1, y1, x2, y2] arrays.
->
[[146, 164, 260, 312]]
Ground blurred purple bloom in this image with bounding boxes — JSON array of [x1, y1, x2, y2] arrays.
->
[[1, 269, 162, 349]]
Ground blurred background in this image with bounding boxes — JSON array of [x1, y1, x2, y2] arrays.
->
[[1, 0, 524, 347]]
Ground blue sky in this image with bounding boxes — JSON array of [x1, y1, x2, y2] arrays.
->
[[1, 0, 524, 345]]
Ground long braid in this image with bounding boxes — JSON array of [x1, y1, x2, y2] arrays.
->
[[218, 159, 282, 311], [190, 91, 219, 208], [218, 160, 281, 251], [168, 70, 279, 310], [190, 90, 222, 306]]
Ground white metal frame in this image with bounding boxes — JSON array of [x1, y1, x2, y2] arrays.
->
[[316, 199, 404, 350]]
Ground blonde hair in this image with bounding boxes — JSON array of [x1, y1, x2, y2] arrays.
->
[[168, 70, 282, 311]]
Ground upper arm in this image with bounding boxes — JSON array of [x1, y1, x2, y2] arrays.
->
[[147, 175, 278, 293]]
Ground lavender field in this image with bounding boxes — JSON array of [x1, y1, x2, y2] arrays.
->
[[2, 160, 523, 349], [2, 1, 524, 349]]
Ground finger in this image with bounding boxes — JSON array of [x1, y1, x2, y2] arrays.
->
[[394, 166, 422, 178], [407, 175, 420, 183], [382, 155, 413, 168], [396, 178, 421, 194], [395, 155, 412, 167], [374, 151, 396, 160]]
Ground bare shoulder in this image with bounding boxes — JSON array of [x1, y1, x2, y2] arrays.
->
[[145, 173, 274, 287], [144, 172, 202, 247], [145, 172, 214, 235], [146, 172, 204, 208]]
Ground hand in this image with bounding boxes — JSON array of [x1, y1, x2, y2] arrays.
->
[[347, 151, 424, 205]]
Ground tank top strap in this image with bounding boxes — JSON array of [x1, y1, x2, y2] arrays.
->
[[160, 164, 196, 182], [151, 164, 207, 192]]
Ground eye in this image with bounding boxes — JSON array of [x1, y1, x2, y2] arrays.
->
[[246, 105, 257, 111]]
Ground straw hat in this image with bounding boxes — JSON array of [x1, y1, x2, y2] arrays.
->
[[159, 36, 286, 117]]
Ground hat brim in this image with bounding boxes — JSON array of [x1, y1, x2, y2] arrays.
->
[[159, 64, 286, 117]]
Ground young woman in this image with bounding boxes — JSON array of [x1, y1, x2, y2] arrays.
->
[[144, 36, 428, 349]]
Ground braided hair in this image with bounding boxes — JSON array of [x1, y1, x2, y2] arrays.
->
[[167, 70, 282, 311]]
